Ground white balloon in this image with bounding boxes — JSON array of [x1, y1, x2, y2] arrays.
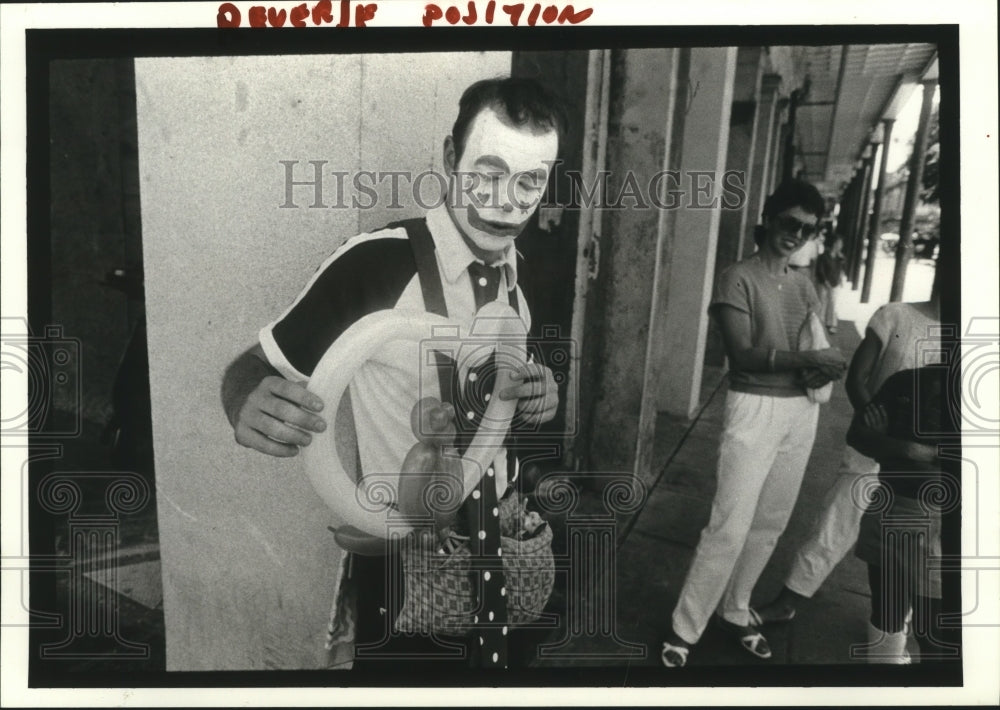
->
[[301, 302, 527, 540]]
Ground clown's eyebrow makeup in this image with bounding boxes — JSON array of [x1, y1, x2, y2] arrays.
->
[[474, 154, 510, 173], [474, 155, 548, 183]]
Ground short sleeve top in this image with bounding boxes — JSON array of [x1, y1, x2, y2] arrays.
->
[[710, 254, 820, 397], [258, 205, 529, 500]]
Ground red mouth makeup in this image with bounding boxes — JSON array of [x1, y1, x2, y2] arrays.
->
[[465, 205, 527, 238]]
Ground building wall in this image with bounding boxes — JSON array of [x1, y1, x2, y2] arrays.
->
[[510, 50, 591, 446], [135, 51, 511, 670], [49, 59, 139, 423]]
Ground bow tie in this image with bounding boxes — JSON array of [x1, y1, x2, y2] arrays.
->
[[468, 262, 504, 308]]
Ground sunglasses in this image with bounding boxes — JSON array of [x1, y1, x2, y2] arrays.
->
[[773, 215, 818, 239]]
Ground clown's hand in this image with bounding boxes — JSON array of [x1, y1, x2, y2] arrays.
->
[[500, 362, 558, 427]]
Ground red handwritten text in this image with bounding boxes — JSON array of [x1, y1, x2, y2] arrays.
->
[[421, 1, 593, 27], [217, 0, 378, 28]]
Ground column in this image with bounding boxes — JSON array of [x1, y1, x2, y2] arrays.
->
[[767, 99, 789, 195], [579, 48, 686, 488], [655, 47, 738, 418], [743, 74, 782, 257], [840, 170, 860, 281], [890, 79, 937, 302], [781, 89, 802, 183], [705, 48, 764, 367], [838, 172, 858, 242], [861, 119, 895, 302], [850, 151, 875, 289]]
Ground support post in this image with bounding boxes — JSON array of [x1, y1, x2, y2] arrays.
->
[[578, 48, 686, 489], [656, 47, 738, 419], [767, 99, 788, 195], [861, 118, 895, 302], [838, 173, 861, 289], [838, 173, 857, 244], [706, 47, 764, 367], [744, 74, 781, 257], [850, 151, 875, 289], [890, 79, 937, 302], [781, 89, 801, 182]]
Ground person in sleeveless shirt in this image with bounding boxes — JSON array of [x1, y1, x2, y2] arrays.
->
[[749, 296, 941, 631], [849, 359, 959, 664]]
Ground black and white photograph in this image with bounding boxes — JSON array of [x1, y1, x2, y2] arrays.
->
[[1, 1, 997, 705]]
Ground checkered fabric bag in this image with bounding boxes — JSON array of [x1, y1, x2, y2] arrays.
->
[[394, 491, 555, 635]]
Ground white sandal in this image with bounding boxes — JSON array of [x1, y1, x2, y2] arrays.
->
[[715, 615, 773, 659], [661, 641, 689, 667], [738, 630, 772, 659]]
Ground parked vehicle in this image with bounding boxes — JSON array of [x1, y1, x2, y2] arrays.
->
[[879, 231, 938, 261]]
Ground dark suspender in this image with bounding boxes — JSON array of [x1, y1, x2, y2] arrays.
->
[[397, 216, 519, 316], [393, 217, 519, 409], [400, 217, 449, 316], [394, 218, 453, 409]]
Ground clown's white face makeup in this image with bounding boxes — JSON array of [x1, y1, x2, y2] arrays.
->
[[444, 107, 559, 262]]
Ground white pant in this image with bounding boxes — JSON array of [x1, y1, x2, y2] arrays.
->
[[672, 391, 819, 643], [784, 445, 879, 597]]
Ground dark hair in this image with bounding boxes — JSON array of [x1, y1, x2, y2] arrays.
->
[[762, 179, 826, 221], [451, 77, 567, 161]]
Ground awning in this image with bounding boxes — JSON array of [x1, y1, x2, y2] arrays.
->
[[788, 43, 938, 197]]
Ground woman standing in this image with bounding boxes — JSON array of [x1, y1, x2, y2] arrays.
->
[[660, 180, 848, 667]]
